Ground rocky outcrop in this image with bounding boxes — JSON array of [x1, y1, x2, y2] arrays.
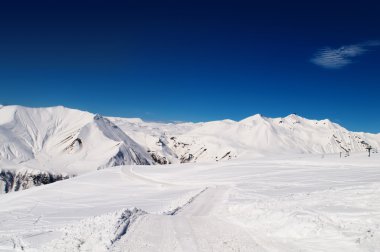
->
[[149, 151, 170, 164]]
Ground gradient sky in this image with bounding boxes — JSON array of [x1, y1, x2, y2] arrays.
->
[[0, 1, 379, 132]]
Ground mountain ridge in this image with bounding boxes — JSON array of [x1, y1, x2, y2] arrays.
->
[[0, 105, 379, 176], [1, 105, 379, 193]]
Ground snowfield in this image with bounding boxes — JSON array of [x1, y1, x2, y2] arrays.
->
[[0, 153, 379, 251]]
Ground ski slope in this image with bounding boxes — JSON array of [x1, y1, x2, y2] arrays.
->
[[0, 153, 379, 251]]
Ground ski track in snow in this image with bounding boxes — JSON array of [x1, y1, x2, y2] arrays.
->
[[121, 165, 179, 187]]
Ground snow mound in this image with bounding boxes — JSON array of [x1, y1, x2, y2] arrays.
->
[[42, 208, 146, 252]]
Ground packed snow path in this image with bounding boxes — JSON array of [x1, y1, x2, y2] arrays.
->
[[118, 166, 263, 251], [115, 186, 263, 252]]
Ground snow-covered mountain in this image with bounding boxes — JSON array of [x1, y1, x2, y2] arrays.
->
[[0, 105, 153, 192], [111, 113, 380, 163], [1, 105, 379, 192]]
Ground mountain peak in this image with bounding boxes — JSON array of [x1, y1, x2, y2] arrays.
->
[[285, 113, 302, 119], [240, 114, 267, 124]]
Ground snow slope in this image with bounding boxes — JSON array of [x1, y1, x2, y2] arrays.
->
[[0, 153, 379, 251]]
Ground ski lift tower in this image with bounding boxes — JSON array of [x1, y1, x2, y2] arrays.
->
[[366, 146, 372, 157]]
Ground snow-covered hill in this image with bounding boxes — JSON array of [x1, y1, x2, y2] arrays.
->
[[1, 105, 379, 192]]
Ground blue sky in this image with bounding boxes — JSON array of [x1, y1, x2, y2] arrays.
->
[[0, 1, 379, 132]]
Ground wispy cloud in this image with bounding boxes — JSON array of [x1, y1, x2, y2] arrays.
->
[[311, 41, 380, 69]]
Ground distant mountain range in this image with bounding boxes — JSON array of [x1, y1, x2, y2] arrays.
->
[[1, 105, 379, 193]]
